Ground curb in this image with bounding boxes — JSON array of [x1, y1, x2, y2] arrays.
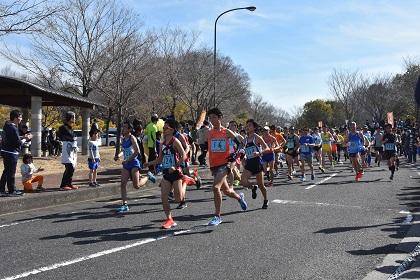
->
[[0, 167, 212, 215]]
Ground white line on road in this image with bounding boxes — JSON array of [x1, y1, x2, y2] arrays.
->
[[271, 199, 406, 213], [0, 228, 192, 280], [0, 219, 40, 229], [305, 173, 338, 190]]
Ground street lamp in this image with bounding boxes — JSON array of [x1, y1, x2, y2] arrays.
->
[[212, 6, 256, 108]]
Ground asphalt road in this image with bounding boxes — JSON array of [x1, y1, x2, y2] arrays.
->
[[0, 160, 419, 280]]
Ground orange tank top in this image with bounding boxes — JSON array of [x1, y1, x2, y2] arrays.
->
[[208, 128, 230, 168]]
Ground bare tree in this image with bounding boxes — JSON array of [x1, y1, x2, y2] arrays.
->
[[1, 0, 138, 98], [155, 27, 198, 115], [95, 32, 156, 155], [328, 69, 366, 121], [0, 0, 57, 35]]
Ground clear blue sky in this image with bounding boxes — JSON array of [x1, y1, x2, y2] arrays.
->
[[124, 0, 420, 113], [3, 0, 420, 113]]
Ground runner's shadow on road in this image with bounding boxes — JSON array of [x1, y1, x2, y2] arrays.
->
[[314, 223, 393, 234], [151, 209, 259, 223], [319, 178, 382, 185], [94, 195, 158, 204], [40, 222, 215, 245], [347, 243, 407, 256]]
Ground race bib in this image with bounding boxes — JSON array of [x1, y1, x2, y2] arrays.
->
[[211, 139, 226, 153], [287, 142, 294, 149], [350, 142, 359, 149], [300, 145, 310, 153], [162, 154, 175, 169], [384, 143, 395, 151], [123, 147, 133, 161], [245, 146, 259, 159]]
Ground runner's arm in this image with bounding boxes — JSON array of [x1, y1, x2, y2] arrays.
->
[[179, 134, 190, 155], [256, 135, 269, 154], [226, 128, 244, 143], [174, 138, 187, 162]]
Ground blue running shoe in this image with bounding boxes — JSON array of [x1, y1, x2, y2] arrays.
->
[[116, 204, 129, 213], [300, 175, 306, 182], [208, 216, 223, 226], [147, 171, 156, 183], [238, 192, 247, 211]]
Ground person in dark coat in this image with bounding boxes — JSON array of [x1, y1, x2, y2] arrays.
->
[[0, 110, 32, 196]]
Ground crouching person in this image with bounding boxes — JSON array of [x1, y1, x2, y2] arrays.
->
[[21, 154, 45, 192]]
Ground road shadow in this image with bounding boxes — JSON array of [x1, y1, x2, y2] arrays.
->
[[39, 222, 217, 245]]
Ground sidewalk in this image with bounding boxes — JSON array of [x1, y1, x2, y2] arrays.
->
[[0, 165, 210, 215]]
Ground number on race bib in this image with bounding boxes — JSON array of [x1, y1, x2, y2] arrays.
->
[[211, 139, 226, 153], [300, 145, 310, 153], [123, 148, 133, 161], [245, 146, 258, 159], [384, 143, 395, 151], [162, 154, 175, 169]]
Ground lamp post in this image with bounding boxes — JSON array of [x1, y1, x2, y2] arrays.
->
[[212, 6, 256, 108]]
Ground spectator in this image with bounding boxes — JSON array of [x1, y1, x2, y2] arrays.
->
[[145, 113, 159, 172], [0, 109, 32, 196], [57, 111, 79, 191], [90, 118, 101, 134], [88, 130, 100, 187], [41, 128, 50, 157], [407, 128, 417, 163], [155, 131, 162, 174], [20, 125, 31, 154], [20, 153, 44, 192], [197, 120, 210, 166], [49, 128, 61, 156], [190, 123, 199, 165]]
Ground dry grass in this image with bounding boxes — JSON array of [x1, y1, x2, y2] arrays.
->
[[0, 146, 120, 179]]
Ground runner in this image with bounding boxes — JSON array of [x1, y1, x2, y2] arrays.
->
[[261, 126, 279, 186], [331, 129, 338, 164], [395, 128, 402, 169], [382, 123, 397, 180], [373, 127, 384, 166], [114, 121, 152, 213], [270, 125, 285, 175], [175, 123, 201, 200], [240, 119, 269, 208], [299, 128, 315, 181], [321, 126, 334, 169], [312, 127, 324, 172], [362, 126, 373, 167], [207, 108, 248, 226], [285, 127, 300, 180], [335, 129, 345, 164], [227, 121, 242, 187], [345, 122, 364, 181], [145, 119, 187, 229]]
